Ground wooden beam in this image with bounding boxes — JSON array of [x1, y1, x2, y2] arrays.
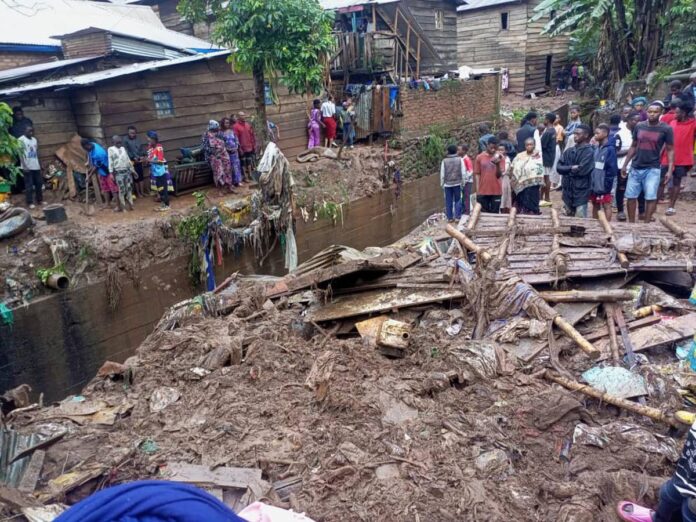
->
[[416, 38, 421, 78], [446, 224, 492, 262], [538, 289, 635, 303], [597, 209, 629, 268], [372, 4, 376, 29], [605, 304, 620, 364]]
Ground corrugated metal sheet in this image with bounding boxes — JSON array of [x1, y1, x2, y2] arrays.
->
[[0, 56, 98, 85], [457, 0, 522, 12], [111, 35, 186, 59], [0, 430, 41, 488], [0, 0, 217, 53], [0, 50, 231, 97]]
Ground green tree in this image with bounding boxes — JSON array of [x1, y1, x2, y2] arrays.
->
[[663, 0, 696, 70], [531, 0, 672, 92], [178, 0, 334, 137], [0, 102, 23, 184]]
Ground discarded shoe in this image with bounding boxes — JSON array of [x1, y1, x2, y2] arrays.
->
[[616, 501, 654, 522]]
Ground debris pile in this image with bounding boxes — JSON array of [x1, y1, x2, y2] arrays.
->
[[2, 203, 696, 521]]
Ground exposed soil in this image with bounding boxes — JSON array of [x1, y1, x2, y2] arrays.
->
[[3, 216, 691, 521]]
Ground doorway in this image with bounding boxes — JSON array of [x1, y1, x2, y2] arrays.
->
[[545, 54, 553, 86]]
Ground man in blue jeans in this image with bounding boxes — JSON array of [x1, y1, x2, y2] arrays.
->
[[621, 102, 674, 223], [440, 143, 465, 222]]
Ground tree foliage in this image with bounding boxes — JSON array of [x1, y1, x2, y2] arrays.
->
[[0, 102, 23, 184], [531, 0, 680, 92], [178, 0, 334, 130], [662, 0, 696, 70]]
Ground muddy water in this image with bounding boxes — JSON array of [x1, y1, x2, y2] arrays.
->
[[0, 175, 442, 402]]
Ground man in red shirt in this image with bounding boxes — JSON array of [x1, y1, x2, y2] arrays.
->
[[665, 102, 696, 215], [474, 136, 503, 213], [233, 111, 257, 182]]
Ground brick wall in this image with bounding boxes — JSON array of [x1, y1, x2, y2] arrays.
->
[[0, 52, 60, 71], [398, 75, 500, 138]]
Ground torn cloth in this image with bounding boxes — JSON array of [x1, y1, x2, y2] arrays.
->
[[54, 480, 245, 522]]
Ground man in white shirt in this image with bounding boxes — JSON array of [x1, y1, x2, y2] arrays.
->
[[320, 95, 337, 148], [615, 111, 644, 221], [18, 126, 43, 209]]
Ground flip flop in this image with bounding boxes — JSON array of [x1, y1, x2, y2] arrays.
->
[[616, 501, 654, 522]]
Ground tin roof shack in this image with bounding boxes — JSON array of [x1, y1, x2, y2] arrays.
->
[[323, 0, 461, 84], [0, 0, 216, 71], [0, 52, 308, 170], [456, 0, 569, 94]]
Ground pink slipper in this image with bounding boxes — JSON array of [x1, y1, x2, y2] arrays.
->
[[617, 501, 654, 522]]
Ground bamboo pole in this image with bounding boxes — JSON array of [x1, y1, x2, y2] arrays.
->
[[416, 38, 421, 78], [550, 208, 567, 275], [497, 208, 517, 262], [551, 316, 601, 359], [445, 224, 492, 262], [538, 289, 635, 303], [544, 371, 680, 428], [657, 215, 688, 239], [597, 209, 629, 268], [605, 304, 621, 364], [466, 202, 482, 231]]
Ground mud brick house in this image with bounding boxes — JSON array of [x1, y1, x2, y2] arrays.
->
[[0, 51, 308, 169], [456, 0, 570, 94]]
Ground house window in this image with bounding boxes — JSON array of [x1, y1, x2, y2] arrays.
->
[[153, 91, 174, 118], [435, 10, 444, 30], [264, 81, 274, 106], [500, 12, 509, 30]]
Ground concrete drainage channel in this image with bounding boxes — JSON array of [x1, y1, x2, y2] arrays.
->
[[0, 174, 442, 402]]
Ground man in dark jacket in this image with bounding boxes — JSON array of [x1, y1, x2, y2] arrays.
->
[[540, 112, 557, 207], [516, 112, 538, 153], [557, 124, 594, 218]]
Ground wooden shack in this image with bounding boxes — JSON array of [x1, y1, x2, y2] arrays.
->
[[0, 52, 308, 169], [456, 0, 569, 94], [324, 0, 460, 83]]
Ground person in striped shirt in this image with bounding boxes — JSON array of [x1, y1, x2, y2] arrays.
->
[[617, 420, 696, 521]]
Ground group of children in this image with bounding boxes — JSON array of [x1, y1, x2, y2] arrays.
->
[[440, 93, 695, 223]]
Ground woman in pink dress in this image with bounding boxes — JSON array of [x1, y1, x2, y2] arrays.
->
[[307, 99, 324, 149]]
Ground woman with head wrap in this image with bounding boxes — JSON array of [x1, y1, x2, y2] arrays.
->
[[509, 137, 544, 215], [631, 97, 649, 121], [202, 120, 235, 194], [220, 117, 243, 187], [146, 130, 172, 211]]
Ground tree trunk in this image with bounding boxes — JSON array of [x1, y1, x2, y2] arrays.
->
[[252, 60, 269, 144]]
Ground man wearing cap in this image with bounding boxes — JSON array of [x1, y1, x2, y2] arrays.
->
[[233, 112, 257, 182], [621, 102, 674, 223]]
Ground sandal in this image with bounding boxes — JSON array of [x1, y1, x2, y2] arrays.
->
[[616, 501, 654, 522], [666, 208, 676, 216]]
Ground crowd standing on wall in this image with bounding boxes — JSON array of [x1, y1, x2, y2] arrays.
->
[[438, 91, 695, 223]]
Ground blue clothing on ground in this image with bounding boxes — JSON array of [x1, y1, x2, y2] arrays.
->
[[54, 480, 245, 522], [88, 143, 109, 177]]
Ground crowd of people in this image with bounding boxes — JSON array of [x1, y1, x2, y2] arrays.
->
[[8, 104, 272, 213], [439, 75, 696, 224], [307, 94, 356, 149]]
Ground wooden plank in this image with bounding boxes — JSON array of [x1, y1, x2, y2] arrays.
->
[[18, 450, 45, 494], [596, 313, 696, 359], [163, 462, 263, 490], [308, 287, 466, 322]]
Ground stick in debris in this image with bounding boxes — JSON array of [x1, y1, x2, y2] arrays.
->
[[544, 371, 680, 428], [604, 304, 621, 364], [538, 290, 635, 303], [496, 208, 517, 262], [550, 209, 567, 275], [445, 224, 492, 263], [466, 203, 482, 231], [597, 209, 629, 268], [613, 305, 637, 367], [657, 215, 688, 239]]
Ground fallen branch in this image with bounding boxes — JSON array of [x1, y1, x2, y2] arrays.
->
[[466, 203, 482, 231], [605, 304, 621, 364], [544, 371, 681, 428], [445, 224, 492, 262]]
